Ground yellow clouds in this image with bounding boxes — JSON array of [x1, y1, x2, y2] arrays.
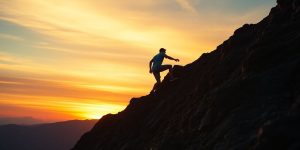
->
[[1, 0, 161, 48], [0, 93, 125, 121], [0, 69, 130, 120], [0, 51, 145, 120], [0, 0, 206, 61], [0, 76, 128, 101]]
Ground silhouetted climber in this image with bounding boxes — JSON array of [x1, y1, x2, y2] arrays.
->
[[149, 48, 180, 93]]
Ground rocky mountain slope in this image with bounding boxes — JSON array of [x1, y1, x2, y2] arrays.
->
[[73, 0, 300, 149], [0, 120, 97, 150]]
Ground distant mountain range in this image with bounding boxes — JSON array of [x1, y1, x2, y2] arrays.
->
[[0, 116, 46, 125], [0, 119, 97, 150], [72, 0, 300, 150]]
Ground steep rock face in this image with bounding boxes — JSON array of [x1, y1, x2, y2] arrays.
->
[[73, 1, 300, 150]]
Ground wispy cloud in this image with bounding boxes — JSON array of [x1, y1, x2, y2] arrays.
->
[[176, 0, 198, 14], [0, 52, 29, 65], [0, 33, 24, 41]]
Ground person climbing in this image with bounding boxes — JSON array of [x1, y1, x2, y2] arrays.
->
[[149, 48, 180, 93]]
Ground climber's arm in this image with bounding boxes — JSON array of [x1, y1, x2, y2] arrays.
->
[[165, 55, 180, 62]]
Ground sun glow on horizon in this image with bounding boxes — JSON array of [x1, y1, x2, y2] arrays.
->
[[73, 102, 126, 120]]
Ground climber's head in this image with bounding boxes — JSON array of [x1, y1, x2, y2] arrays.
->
[[159, 48, 166, 53]]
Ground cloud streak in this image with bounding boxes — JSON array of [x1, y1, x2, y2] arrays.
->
[[176, 0, 198, 14], [0, 33, 24, 41]]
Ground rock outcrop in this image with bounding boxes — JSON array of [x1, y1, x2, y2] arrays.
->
[[73, 1, 300, 149]]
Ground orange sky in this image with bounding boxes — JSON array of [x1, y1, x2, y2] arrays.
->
[[0, 0, 275, 123]]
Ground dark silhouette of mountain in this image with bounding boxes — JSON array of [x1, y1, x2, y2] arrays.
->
[[0, 120, 97, 150], [0, 116, 45, 125], [73, 1, 300, 149]]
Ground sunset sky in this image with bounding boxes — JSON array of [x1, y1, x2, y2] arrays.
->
[[0, 0, 275, 123]]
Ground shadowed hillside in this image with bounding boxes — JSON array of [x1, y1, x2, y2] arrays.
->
[[0, 120, 97, 150], [73, 0, 300, 149]]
